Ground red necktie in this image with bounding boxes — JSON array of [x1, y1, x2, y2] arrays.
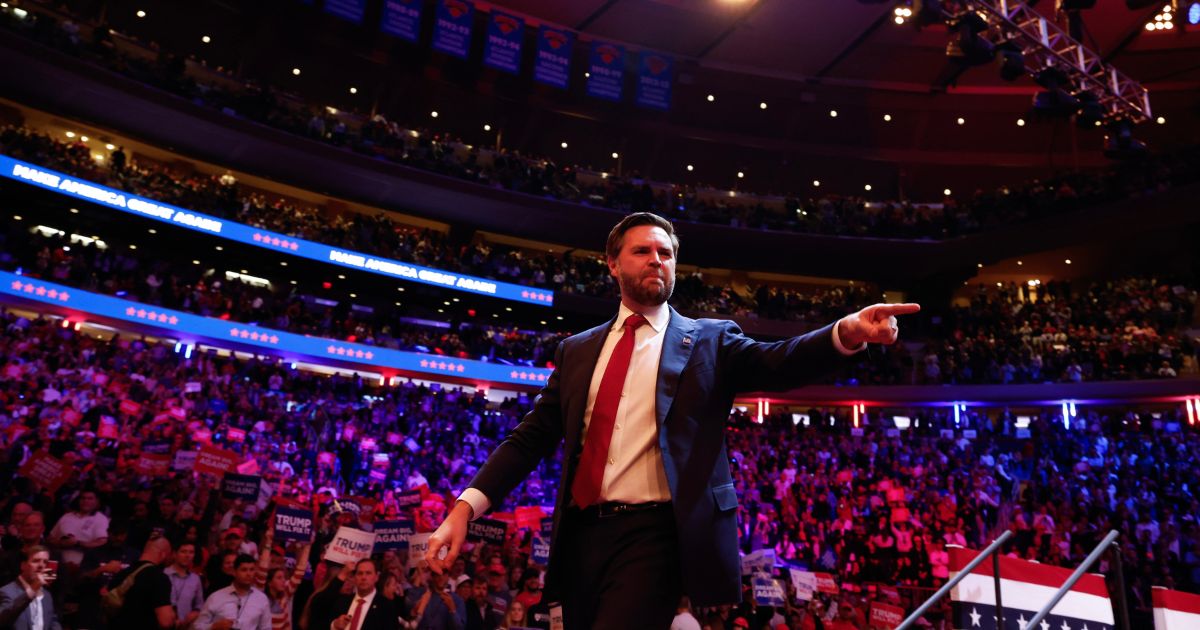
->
[[572, 313, 648, 508], [350, 597, 366, 630]]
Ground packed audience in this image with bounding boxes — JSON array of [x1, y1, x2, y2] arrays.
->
[[0, 124, 875, 328], [5, 3, 1200, 241], [0, 312, 1196, 629], [924, 278, 1197, 384], [0, 222, 566, 368]]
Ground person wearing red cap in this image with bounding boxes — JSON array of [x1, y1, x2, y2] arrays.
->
[[426, 213, 919, 628]]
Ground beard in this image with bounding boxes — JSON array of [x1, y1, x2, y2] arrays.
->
[[617, 268, 674, 306]]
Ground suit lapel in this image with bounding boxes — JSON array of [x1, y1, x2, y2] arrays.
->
[[655, 307, 696, 495], [655, 307, 696, 430]]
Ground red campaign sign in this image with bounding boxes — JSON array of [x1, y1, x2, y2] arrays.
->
[[119, 399, 142, 416], [97, 420, 119, 440], [815, 573, 840, 595], [168, 407, 187, 421], [236, 458, 259, 475], [226, 428, 246, 443], [135, 453, 171, 477], [61, 409, 81, 426], [515, 506, 546, 530], [360, 437, 377, 451], [317, 452, 336, 466], [869, 602, 905, 628], [194, 429, 213, 445], [19, 453, 73, 492], [193, 444, 242, 476]]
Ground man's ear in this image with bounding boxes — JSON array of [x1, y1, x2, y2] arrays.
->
[[606, 257, 618, 278]]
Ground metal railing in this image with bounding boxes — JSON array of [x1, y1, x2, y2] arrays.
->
[[1026, 530, 1124, 630], [895, 530, 1013, 630]]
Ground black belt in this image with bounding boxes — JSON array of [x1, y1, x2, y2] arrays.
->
[[575, 501, 672, 519]]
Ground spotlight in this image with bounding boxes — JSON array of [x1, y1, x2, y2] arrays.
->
[[996, 41, 1025, 82], [945, 12, 995, 67], [1189, 2, 1200, 25], [1075, 90, 1104, 128], [1031, 66, 1079, 117], [1103, 118, 1147, 160]]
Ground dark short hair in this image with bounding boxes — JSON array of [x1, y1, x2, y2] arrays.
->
[[354, 558, 378, 573], [605, 212, 679, 262], [21, 544, 49, 563], [233, 553, 256, 570]]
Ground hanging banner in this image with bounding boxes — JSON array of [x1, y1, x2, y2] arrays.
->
[[324, 0, 366, 24], [635, 52, 673, 110], [374, 519, 416, 551], [586, 41, 624, 101], [381, 0, 422, 42], [533, 25, 572, 89], [483, 10, 523, 74], [432, 0, 474, 59]]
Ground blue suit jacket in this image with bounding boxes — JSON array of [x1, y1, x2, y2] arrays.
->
[[0, 579, 62, 630], [470, 306, 847, 606]]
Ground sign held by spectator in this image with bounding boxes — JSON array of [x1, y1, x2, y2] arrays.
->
[[373, 519, 415, 551], [326, 527, 376, 565], [19, 453, 72, 492], [467, 518, 508, 545], [194, 444, 241, 475], [221, 473, 261, 500], [274, 506, 314, 543]]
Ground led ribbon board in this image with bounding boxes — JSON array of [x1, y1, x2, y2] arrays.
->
[[0, 271, 553, 387], [0, 155, 554, 306]]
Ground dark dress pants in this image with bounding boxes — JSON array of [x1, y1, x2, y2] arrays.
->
[[556, 503, 683, 630]]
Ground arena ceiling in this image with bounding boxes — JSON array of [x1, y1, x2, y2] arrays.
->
[[489, 0, 1200, 94]]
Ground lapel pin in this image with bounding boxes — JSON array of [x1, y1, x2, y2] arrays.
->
[[682, 337, 692, 345]]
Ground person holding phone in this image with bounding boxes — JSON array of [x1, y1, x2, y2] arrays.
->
[[0, 544, 62, 630]]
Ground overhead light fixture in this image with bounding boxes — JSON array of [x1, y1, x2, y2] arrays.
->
[[996, 41, 1025, 82], [201, 35, 211, 43], [136, 10, 146, 18], [1103, 118, 1147, 160], [560, 141, 568, 148], [829, 109, 838, 117], [349, 86, 357, 94], [883, 114, 892, 121], [1075, 90, 1105, 128], [430, 111, 438, 118], [759, 102, 767, 110], [706, 94, 715, 102], [945, 12, 994, 67], [611, 152, 619, 159], [686, 164, 694, 172], [292, 68, 301, 76]]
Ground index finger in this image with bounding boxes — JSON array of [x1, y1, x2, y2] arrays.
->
[[426, 537, 446, 574], [876, 303, 921, 317]]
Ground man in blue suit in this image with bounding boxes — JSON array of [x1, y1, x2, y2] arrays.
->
[[426, 212, 919, 628], [0, 545, 62, 630]]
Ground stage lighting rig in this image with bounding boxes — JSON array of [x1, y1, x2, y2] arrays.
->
[[946, 12, 995, 66], [1103, 118, 1147, 160], [996, 41, 1025, 81], [955, 0, 1152, 124]]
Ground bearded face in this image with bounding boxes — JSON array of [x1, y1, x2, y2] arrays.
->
[[608, 225, 676, 308]]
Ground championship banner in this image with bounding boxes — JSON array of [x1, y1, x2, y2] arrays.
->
[[533, 25, 573, 89], [324, 0, 365, 24], [382, 0, 422, 42], [194, 444, 241, 475], [18, 453, 72, 492], [326, 527, 376, 565], [483, 10, 523, 74], [467, 517, 508, 545], [586, 40, 624, 101], [634, 52, 672, 110], [949, 546, 1114, 630], [374, 519, 415, 551], [869, 602, 905, 629], [432, 0, 473, 59], [274, 506, 314, 543], [1153, 586, 1200, 630], [790, 569, 817, 602], [752, 576, 785, 607], [221, 473, 262, 500]]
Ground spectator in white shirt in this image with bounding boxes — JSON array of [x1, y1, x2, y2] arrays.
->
[[49, 490, 108, 567]]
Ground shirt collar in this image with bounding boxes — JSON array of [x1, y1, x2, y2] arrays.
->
[[614, 302, 669, 334]]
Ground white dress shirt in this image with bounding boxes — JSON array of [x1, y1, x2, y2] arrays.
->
[[345, 588, 376, 630], [19, 578, 45, 630], [458, 306, 864, 516]]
